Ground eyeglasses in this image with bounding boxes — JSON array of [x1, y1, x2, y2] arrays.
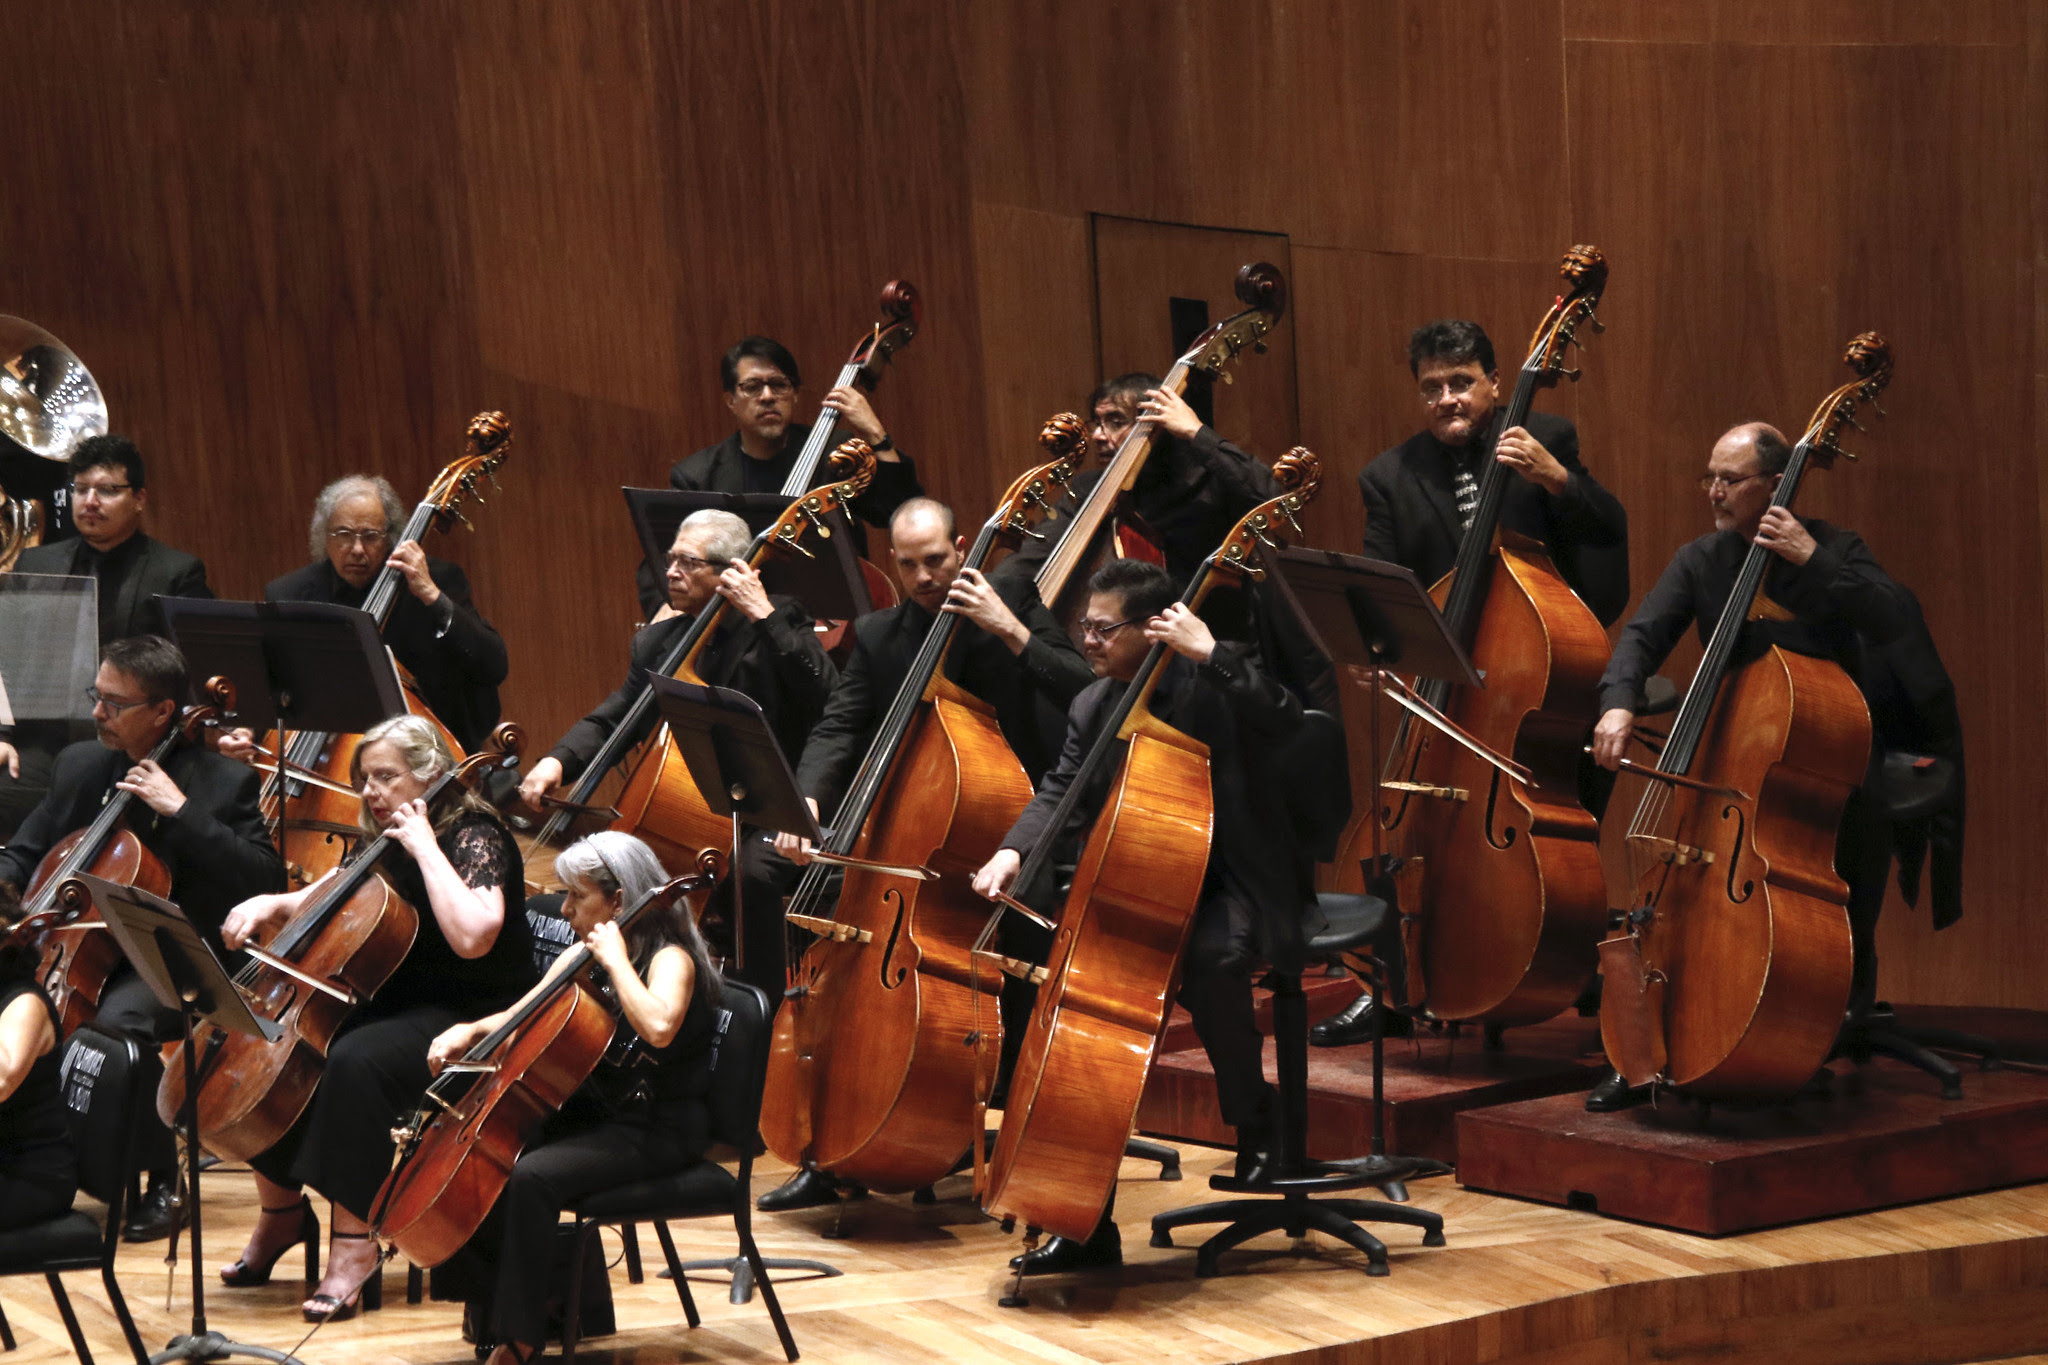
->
[[735, 378, 794, 399], [69, 482, 133, 501], [1418, 374, 1482, 404], [86, 686, 155, 716], [327, 527, 391, 548], [1080, 616, 1140, 641], [666, 551, 718, 573], [1698, 472, 1767, 493]]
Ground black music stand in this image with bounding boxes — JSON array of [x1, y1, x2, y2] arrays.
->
[[161, 598, 407, 864], [625, 487, 873, 622], [74, 874, 301, 1365]]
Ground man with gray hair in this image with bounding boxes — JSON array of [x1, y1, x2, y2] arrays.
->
[[521, 508, 836, 993], [258, 474, 508, 752]]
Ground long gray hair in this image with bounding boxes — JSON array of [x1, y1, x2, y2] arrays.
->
[[350, 713, 498, 837], [553, 832, 722, 1003], [310, 474, 405, 562]]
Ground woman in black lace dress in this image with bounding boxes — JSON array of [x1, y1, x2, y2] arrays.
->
[[428, 831, 722, 1365], [217, 715, 535, 1321], [0, 884, 75, 1232]]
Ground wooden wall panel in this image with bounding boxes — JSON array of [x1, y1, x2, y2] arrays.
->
[[969, 204, 1098, 475]]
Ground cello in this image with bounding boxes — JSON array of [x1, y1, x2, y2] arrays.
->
[[757, 415, 1086, 1193], [981, 450, 1321, 1242], [369, 868, 714, 1267], [258, 412, 513, 887], [526, 444, 876, 880], [156, 725, 524, 1157], [1598, 335, 1891, 1100], [19, 678, 233, 1034], [1352, 246, 1613, 1026], [1032, 263, 1288, 620]]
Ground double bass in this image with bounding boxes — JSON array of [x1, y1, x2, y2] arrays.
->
[[981, 450, 1321, 1242], [1599, 335, 1891, 1099], [259, 412, 513, 887], [157, 727, 524, 1157], [1032, 263, 1288, 620], [1354, 247, 1613, 1026], [758, 416, 1086, 1194], [370, 869, 714, 1267], [19, 679, 232, 1034], [526, 444, 875, 880]]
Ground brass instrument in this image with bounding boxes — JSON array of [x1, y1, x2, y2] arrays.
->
[[0, 316, 107, 570]]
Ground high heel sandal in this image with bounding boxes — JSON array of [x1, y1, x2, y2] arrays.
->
[[301, 1231, 383, 1323], [219, 1197, 320, 1292]]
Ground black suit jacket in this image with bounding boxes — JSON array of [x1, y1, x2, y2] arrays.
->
[[547, 595, 837, 785], [1002, 644, 1316, 974], [265, 558, 509, 752], [1357, 411, 1630, 626], [12, 531, 213, 642], [634, 422, 925, 616], [796, 577, 1094, 816], [0, 738, 284, 950]]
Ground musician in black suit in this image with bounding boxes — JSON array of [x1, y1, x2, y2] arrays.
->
[[523, 509, 836, 994], [633, 335, 924, 615], [1314, 318, 1631, 1048], [261, 475, 509, 752], [0, 436, 213, 839], [971, 558, 1314, 1273], [0, 635, 283, 1239]]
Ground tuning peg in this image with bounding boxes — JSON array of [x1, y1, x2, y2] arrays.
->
[[1559, 364, 1583, 383], [1253, 341, 1269, 355]]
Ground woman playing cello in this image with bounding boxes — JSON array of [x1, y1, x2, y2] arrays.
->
[[217, 714, 534, 1321], [0, 885, 75, 1233], [425, 831, 721, 1365]]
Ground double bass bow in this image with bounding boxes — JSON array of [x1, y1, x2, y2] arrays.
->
[[980, 449, 1322, 1243], [259, 412, 513, 887], [1598, 334, 1892, 1100], [1351, 246, 1613, 1026], [20, 677, 234, 1034], [757, 415, 1086, 1194], [370, 867, 716, 1267], [157, 725, 525, 1158]]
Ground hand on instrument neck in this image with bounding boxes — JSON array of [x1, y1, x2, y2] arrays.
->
[[1144, 603, 1215, 665]]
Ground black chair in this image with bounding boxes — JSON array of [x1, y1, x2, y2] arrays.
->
[[559, 981, 800, 1361], [1149, 893, 1447, 1278], [0, 1025, 152, 1364]]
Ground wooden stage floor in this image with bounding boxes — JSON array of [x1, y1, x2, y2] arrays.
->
[[7, 1145, 2048, 1365]]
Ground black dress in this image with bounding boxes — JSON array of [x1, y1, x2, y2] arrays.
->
[[443, 964, 718, 1349], [0, 977, 75, 1230], [249, 813, 536, 1219]]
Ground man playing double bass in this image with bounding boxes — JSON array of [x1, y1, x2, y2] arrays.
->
[[522, 508, 836, 994], [0, 635, 283, 1240], [1587, 421, 1915, 1109], [1315, 318, 1630, 1048], [971, 558, 1314, 1274], [634, 336, 924, 617], [757, 496, 1095, 1210]]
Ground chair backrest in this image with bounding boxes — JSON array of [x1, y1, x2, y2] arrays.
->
[[701, 981, 771, 1154], [57, 1024, 146, 1212]]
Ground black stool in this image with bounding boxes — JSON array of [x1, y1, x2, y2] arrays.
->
[[1149, 893, 1447, 1277]]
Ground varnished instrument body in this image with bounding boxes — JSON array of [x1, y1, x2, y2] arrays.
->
[[760, 674, 1030, 1191], [605, 656, 730, 879], [1608, 645, 1864, 1096], [157, 875, 419, 1158], [375, 981, 613, 1266], [1374, 544, 1612, 1023], [983, 714, 1213, 1241], [28, 831, 169, 1034]]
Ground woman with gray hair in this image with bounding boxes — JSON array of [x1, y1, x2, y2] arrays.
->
[[426, 831, 723, 1365]]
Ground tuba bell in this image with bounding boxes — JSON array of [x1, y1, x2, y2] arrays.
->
[[0, 317, 106, 570]]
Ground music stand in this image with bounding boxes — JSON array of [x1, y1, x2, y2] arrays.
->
[[625, 487, 873, 622], [161, 598, 407, 863], [71, 873, 300, 1365]]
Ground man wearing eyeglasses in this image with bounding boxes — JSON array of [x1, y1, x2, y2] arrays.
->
[[0, 634, 282, 1240], [254, 474, 508, 753], [632, 336, 923, 617], [522, 509, 835, 994], [0, 435, 213, 839]]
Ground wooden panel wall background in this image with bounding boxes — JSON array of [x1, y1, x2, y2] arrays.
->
[[2, 0, 2040, 1009]]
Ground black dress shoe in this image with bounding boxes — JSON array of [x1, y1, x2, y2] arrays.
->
[[1008, 1222, 1121, 1275], [757, 1167, 842, 1212], [1584, 1070, 1649, 1112], [122, 1173, 183, 1243], [1308, 992, 1414, 1047]]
